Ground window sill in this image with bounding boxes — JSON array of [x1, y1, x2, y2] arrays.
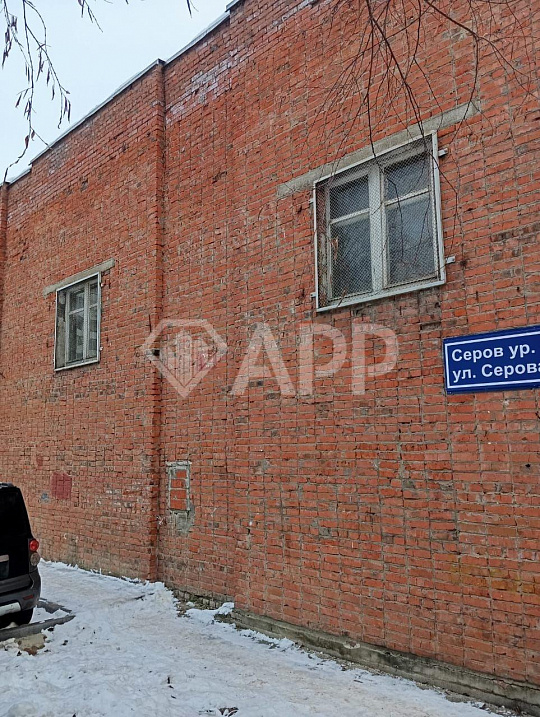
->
[[316, 276, 446, 313], [54, 357, 100, 372]]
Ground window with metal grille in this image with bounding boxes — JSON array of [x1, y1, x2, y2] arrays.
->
[[55, 275, 101, 370], [315, 134, 445, 310]]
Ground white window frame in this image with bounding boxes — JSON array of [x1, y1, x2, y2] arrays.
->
[[54, 274, 102, 371], [314, 132, 445, 312]]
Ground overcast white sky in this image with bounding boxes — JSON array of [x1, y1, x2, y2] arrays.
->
[[0, 0, 226, 181]]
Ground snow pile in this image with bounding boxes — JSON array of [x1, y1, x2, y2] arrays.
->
[[185, 601, 234, 626], [0, 562, 494, 717]]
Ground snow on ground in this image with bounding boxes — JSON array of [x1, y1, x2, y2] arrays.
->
[[0, 562, 496, 717]]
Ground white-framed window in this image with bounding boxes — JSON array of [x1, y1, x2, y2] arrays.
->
[[314, 133, 445, 311], [55, 274, 101, 370]]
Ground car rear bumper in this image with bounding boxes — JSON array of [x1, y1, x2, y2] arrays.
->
[[0, 568, 41, 615]]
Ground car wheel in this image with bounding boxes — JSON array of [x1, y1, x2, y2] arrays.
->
[[0, 615, 13, 629], [14, 609, 34, 626]]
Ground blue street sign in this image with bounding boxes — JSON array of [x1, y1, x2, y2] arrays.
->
[[443, 325, 540, 394]]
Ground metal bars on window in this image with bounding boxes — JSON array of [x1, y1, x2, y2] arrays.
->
[[55, 275, 101, 370], [315, 134, 445, 310]]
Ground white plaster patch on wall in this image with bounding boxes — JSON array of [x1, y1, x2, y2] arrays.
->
[[46, 142, 70, 176], [165, 0, 336, 126], [166, 58, 236, 123], [272, 0, 319, 29], [165, 0, 330, 125]]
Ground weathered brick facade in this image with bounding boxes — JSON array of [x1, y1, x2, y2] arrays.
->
[[1, 0, 539, 702]]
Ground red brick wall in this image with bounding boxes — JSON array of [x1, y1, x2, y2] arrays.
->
[[1, 0, 539, 689], [0, 64, 166, 578], [158, 0, 540, 687]]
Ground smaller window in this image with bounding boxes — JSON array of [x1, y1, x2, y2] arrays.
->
[[55, 275, 101, 370], [315, 134, 445, 310]]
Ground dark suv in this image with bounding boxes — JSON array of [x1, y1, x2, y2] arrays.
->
[[0, 483, 41, 628]]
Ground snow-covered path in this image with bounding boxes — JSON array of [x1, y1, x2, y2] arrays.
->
[[0, 562, 494, 717]]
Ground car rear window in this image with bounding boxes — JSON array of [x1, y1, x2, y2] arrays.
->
[[0, 489, 31, 537]]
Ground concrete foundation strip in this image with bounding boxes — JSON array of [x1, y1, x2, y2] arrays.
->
[[232, 608, 540, 717]]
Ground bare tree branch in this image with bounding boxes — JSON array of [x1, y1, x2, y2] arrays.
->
[[0, 0, 193, 180], [1, 0, 96, 179]]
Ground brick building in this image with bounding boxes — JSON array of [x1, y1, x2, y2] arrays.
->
[[1, 0, 539, 710]]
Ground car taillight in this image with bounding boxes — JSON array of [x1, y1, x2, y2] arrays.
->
[[29, 539, 39, 553], [30, 552, 41, 567]]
